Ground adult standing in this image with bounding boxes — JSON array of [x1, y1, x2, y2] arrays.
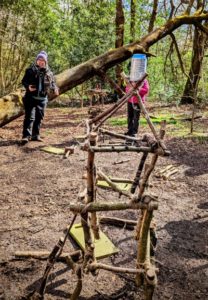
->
[[21, 51, 59, 144]]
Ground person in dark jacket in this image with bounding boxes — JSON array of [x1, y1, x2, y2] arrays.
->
[[21, 51, 59, 144]]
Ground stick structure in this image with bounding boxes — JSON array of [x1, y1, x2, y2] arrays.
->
[[30, 72, 169, 300]]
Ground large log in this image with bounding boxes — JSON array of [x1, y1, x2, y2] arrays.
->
[[0, 12, 208, 127]]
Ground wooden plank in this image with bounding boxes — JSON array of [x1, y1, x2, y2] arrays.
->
[[69, 223, 119, 259]]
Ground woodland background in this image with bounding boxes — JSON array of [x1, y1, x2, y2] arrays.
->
[[0, 0, 208, 106], [0, 1, 208, 299]]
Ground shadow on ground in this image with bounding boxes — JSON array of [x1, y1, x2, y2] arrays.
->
[[164, 218, 208, 260], [167, 137, 208, 176]]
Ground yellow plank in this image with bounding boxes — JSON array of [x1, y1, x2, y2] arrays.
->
[[41, 146, 65, 155], [69, 223, 119, 259], [97, 180, 131, 191]]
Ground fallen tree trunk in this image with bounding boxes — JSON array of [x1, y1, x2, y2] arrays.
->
[[0, 12, 207, 127]]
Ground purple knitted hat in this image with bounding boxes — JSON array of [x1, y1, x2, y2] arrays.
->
[[36, 51, 48, 63]]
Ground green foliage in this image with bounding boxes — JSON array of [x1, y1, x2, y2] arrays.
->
[[108, 114, 178, 127], [0, 0, 116, 95], [0, 0, 208, 106], [0, 0, 63, 95], [108, 110, 208, 142], [108, 117, 127, 126]]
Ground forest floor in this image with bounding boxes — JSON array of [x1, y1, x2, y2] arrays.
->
[[0, 102, 208, 300]]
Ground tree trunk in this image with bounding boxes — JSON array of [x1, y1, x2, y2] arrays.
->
[[0, 11, 208, 127], [181, 1, 208, 104], [130, 0, 136, 43], [148, 0, 158, 33], [180, 25, 206, 104], [115, 0, 125, 86]]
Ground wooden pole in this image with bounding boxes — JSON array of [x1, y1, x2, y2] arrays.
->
[[87, 132, 100, 239], [99, 216, 137, 230], [131, 152, 148, 194], [80, 132, 99, 272], [136, 121, 167, 201], [87, 262, 146, 274], [97, 169, 131, 198], [134, 122, 166, 252], [70, 197, 158, 213], [38, 237, 65, 296], [89, 145, 170, 156], [134, 122, 166, 296], [70, 266, 82, 300], [64, 256, 83, 300], [89, 74, 147, 126], [136, 92, 162, 145], [14, 250, 82, 262], [143, 230, 157, 300], [37, 214, 77, 296], [99, 128, 141, 142], [135, 209, 153, 287], [81, 210, 95, 270]]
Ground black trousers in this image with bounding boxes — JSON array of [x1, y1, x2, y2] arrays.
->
[[22, 97, 47, 138], [127, 102, 141, 135]]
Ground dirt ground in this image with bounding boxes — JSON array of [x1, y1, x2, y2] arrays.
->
[[0, 103, 208, 300]]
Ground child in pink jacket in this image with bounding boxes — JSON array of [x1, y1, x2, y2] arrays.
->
[[125, 79, 149, 136]]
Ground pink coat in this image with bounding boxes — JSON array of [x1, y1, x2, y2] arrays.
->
[[125, 79, 149, 104]]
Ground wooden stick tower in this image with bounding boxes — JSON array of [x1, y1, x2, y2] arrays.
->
[[29, 73, 170, 300]]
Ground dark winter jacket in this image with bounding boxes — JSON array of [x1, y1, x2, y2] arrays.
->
[[22, 63, 57, 100]]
